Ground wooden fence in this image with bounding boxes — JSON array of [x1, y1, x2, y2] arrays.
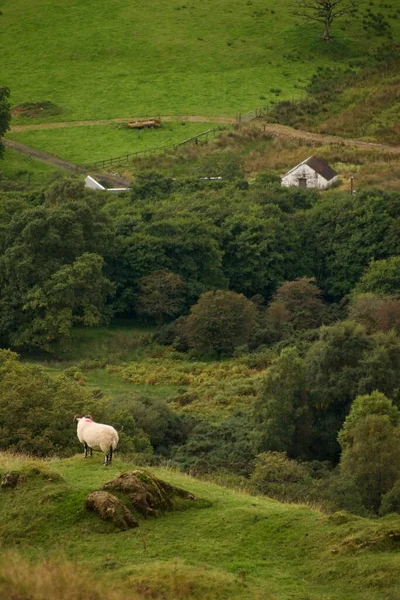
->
[[84, 127, 220, 171], [236, 107, 268, 123]]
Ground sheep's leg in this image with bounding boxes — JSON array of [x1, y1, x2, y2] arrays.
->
[[89, 447, 93, 458], [104, 447, 113, 466], [83, 442, 89, 458]]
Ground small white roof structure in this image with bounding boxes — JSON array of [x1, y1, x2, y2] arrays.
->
[[84, 175, 129, 194], [85, 175, 106, 191], [281, 156, 338, 190]]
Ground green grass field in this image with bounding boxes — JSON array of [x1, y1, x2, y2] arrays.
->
[[0, 146, 62, 187], [0, 452, 399, 599], [6, 121, 218, 165], [2, 0, 397, 122]]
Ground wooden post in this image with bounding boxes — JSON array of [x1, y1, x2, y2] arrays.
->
[[350, 176, 354, 195]]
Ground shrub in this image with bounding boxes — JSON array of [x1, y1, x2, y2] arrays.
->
[[173, 412, 254, 476], [266, 277, 326, 331], [249, 452, 315, 503], [325, 472, 372, 517], [184, 290, 256, 357], [339, 393, 400, 513], [348, 294, 400, 333], [0, 350, 101, 456], [354, 257, 400, 296], [380, 479, 400, 516], [135, 270, 185, 324], [107, 394, 188, 455]]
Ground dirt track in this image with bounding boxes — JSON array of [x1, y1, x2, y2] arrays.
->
[[4, 118, 399, 186], [9, 117, 400, 154], [261, 123, 400, 155], [3, 138, 131, 187]]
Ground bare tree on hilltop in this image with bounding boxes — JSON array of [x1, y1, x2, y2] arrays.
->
[[293, 0, 356, 41]]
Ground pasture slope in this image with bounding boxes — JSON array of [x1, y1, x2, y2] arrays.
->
[[2, 0, 399, 122], [1, 451, 400, 600]]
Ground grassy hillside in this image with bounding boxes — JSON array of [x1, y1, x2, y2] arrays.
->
[[2, 0, 398, 122], [1, 451, 400, 600]]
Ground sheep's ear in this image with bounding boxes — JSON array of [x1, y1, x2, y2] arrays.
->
[[74, 414, 81, 422]]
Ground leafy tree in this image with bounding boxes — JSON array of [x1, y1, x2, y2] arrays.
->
[[339, 392, 400, 512], [135, 270, 185, 324], [221, 204, 299, 298], [356, 330, 400, 404], [45, 176, 87, 205], [0, 350, 99, 456], [303, 191, 399, 299], [254, 347, 312, 458], [130, 172, 174, 200], [338, 391, 400, 448], [348, 294, 400, 334], [108, 394, 187, 455], [266, 277, 326, 331], [110, 207, 225, 315], [380, 479, 400, 516], [0, 197, 115, 350], [305, 320, 372, 458], [185, 290, 256, 356], [0, 87, 11, 159], [174, 411, 254, 476], [353, 257, 400, 297], [293, 0, 356, 41], [14, 253, 115, 350]]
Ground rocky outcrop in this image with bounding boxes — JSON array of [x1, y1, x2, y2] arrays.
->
[[1, 471, 22, 488], [102, 469, 195, 517], [86, 490, 139, 530]]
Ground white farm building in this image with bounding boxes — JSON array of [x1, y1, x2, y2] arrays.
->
[[281, 156, 338, 190]]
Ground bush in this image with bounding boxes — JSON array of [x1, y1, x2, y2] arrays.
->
[[267, 277, 326, 331], [0, 350, 101, 456], [173, 412, 254, 476], [325, 472, 372, 517], [249, 452, 317, 503], [184, 290, 257, 357], [348, 294, 400, 333], [135, 270, 185, 325], [339, 393, 400, 513], [354, 257, 400, 296], [107, 394, 188, 455], [380, 479, 400, 516]]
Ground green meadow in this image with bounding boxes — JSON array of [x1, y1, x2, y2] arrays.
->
[[7, 121, 218, 165], [1, 451, 400, 600], [0, 146, 62, 186], [2, 0, 397, 122]]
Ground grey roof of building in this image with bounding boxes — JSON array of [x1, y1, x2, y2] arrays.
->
[[282, 155, 338, 181]]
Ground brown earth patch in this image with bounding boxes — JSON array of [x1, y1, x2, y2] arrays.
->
[[11, 101, 63, 119]]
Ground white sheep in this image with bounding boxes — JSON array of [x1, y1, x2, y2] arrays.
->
[[75, 415, 119, 466]]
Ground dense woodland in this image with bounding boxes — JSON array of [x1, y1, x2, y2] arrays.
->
[[0, 175, 399, 517]]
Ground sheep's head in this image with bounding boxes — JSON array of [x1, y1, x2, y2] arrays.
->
[[74, 414, 93, 423]]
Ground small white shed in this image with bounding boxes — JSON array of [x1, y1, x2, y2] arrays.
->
[[84, 175, 129, 194], [281, 156, 338, 190]]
